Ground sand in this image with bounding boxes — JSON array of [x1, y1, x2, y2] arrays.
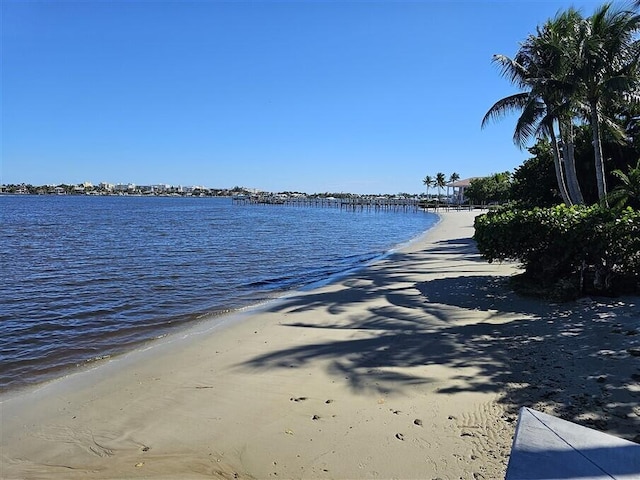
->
[[1, 210, 639, 480]]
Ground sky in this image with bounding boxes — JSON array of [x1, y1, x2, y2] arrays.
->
[[2, 0, 613, 194]]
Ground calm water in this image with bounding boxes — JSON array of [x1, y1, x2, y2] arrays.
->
[[1, 195, 437, 391]]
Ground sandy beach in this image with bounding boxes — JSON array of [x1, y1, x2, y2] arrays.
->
[[2, 210, 639, 480]]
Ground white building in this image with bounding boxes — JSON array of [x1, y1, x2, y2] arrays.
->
[[114, 183, 136, 192], [446, 178, 480, 204]]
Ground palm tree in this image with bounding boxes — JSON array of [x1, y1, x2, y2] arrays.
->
[[531, 8, 586, 205], [422, 175, 434, 199], [482, 13, 579, 206], [609, 159, 640, 208], [435, 172, 446, 205], [483, 56, 573, 204], [571, 3, 640, 204], [484, 5, 640, 207], [448, 172, 461, 203]]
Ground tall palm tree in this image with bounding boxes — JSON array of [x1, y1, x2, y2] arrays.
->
[[484, 4, 640, 206], [448, 172, 461, 203], [482, 37, 574, 205], [572, 3, 640, 204], [482, 7, 597, 206], [422, 175, 434, 199], [531, 8, 586, 205], [435, 172, 446, 205]]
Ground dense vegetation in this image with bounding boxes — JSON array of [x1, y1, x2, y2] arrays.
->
[[475, 205, 640, 299], [465, 172, 512, 206], [474, 2, 640, 299]]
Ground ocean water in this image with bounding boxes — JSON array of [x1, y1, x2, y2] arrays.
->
[[1, 195, 437, 391]]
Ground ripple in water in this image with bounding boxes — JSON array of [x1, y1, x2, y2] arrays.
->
[[0, 195, 437, 391]]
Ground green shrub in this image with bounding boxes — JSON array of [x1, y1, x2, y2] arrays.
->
[[474, 205, 640, 299]]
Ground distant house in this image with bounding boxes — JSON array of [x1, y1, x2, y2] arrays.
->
[[152, 184, 171, 193], [446, 178, 480, 204]]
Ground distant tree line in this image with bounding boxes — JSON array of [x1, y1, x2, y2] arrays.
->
[[0, 183, 255, 197], [2, 184, 427, 199]]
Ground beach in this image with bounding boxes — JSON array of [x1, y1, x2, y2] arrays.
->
[[2, 210, 639, 480]]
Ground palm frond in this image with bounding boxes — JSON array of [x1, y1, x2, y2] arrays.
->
[[513, 98, 546, 148], [600, 114, 629, 144], [481, 93, 531, 128]]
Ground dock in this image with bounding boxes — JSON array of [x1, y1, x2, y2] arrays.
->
[[232, 194, 477, 213]]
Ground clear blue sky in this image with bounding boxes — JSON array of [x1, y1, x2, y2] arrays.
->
[[3, 0, 608, 194]]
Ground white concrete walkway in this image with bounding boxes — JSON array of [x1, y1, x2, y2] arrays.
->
[[506, 407, 640, 480]]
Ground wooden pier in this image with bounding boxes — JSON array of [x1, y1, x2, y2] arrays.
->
[[232, 195, 421, 212], [232, 195, 478, 212]]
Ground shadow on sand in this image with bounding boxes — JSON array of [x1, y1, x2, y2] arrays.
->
[[241, 236, 640, 446]]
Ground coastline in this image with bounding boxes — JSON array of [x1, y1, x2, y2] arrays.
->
[[2, 210, 639, 479], [2, 195, 437, 392]]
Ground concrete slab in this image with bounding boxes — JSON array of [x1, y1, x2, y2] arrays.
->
[[505, 407, 640, 480]]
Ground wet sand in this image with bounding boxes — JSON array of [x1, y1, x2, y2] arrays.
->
[[2, 210, 638, 479]]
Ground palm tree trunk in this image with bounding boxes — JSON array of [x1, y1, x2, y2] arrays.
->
[[564, 141, 585, 204], [559, 122, 584, 205], [550, 129, 572, 205], [591, 101, 608, 206]]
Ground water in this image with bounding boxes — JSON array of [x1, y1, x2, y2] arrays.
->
[[1, 195, 437, 392]]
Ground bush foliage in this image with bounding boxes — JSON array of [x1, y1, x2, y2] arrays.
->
[[474, 205, 640, 299], [510, 141, 563, 208], [465, 172, 512, 205]]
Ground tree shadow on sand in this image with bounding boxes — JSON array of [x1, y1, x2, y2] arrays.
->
[[241, 247, 640, 443], [425, 237, 488, 263]]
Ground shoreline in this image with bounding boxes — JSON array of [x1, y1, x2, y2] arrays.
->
[[0, 210, 438, 396], [2, 193, 440, 395], [2, 210, 639, 479]]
